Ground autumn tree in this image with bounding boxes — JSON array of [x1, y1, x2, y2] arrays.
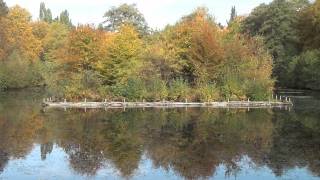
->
[[1, 6, 41, 62], [297, 0, 320, 50], [100, 24, 143, 85], [103, 4, 149, 35], [45, 25, 111, 99], [0, 0, 8, 60]]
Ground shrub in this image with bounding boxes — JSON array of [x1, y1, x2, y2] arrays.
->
[[196, 84, 220, 102], [145, 77, 168, 101], [168, 78, 190, 101]]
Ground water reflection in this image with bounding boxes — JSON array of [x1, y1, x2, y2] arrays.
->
[[0, 90, 320, 179]]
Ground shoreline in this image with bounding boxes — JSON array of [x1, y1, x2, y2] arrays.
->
[[43, 100, 293, 109]]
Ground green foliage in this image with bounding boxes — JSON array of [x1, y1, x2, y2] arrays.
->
[[100, 25, 143, 85], [297, 0, 320, 50], [111, 78, 147, 101], [196, 84, 220, 102], [169, 78, 190, 101], [145, 77, 168, 101], [0, 51, 43, 91], [39, 2, 52, 23], [103, 3, 149, 35], [288, 50, 320, 90], [241, 0, 309, 86], [0, 0, 8, 17], [58, 10, 72, 27], [228, 6, 237, 26]]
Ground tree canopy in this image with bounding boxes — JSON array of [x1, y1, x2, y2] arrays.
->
[[103, 3, 149, 35], [241, 0, 309, 86], [39, 2, 52, 23]]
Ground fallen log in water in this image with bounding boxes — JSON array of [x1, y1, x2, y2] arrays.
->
[[42, 99, 293, 109]]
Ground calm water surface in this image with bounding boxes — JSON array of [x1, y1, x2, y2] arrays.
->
[[0, 90, 320, 180]]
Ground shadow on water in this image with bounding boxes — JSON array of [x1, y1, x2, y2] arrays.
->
[[0, 90, 320, 179]]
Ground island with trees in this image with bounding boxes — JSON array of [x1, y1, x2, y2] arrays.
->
[[0, 0, 319, 104]]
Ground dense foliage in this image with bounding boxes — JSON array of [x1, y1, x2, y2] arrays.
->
[[8, 1, 317, 101], [242, 0, 320, 90]]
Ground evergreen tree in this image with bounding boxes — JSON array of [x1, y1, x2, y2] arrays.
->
[[228, 6, 237, 26], [39, 2, 52, 23], [0, 0, 8, 17], [59, 10, 72, 27]]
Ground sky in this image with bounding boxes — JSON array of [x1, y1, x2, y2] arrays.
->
[[5, 0, 273, 29]]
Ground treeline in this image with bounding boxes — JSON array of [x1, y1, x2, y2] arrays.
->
[[2, 0, 317, 101], [241, 0, 320, 90]]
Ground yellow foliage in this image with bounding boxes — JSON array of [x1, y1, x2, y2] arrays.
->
[[101, 24, 144, 85], [62, 25, 111, 72], [0, 5, 41, 62]]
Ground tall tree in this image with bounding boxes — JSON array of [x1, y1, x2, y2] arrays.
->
[[241, 0, 309, 86], [39, 2, 52, 23], [0, 0, 8, 17], [228, 6, 237, 26], [297, 0, 320, 50], [100, 24, 143, 85], [1, 6, 41, 62], [0, 0, 8, 59], [103, 3, 149, 35], [59, 10, 72, 27]]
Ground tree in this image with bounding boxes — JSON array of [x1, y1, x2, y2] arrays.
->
[[59, 10, 72, 27], [100, 24, 143, 85], [42, 22, 69, 62], [228, 6, 237, 26], [297, 0, 320, 50], [241, 0, 309, 86], [1, 6, 41, 62], [61, 25, 110, 72], [39, 2, 52, 23], [0, 0, 8, 17], [103, 3, 149, 35], [0, 0, 8, 60]]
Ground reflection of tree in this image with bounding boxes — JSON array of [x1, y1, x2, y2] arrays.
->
[[0, 150, 9, 172], [144, 109, 274, 179], [1, 90, 320, 179], [0, 91, 45, 164], [101, 112, 145, 178], [267, 111, 320, 177], [40, 142, 53, 160]]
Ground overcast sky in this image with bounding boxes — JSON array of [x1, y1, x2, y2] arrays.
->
[[5, 0, 273, 29]]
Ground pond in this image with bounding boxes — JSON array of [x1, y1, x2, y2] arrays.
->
[[0, 90, 320, 180]]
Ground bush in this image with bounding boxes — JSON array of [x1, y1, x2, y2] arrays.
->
[[0, 51, 44, 91], [196, 84, 220, 102], [111, 78, 147, 101], [245, 80, 272, 101], [220, 76, 246, 100], [145, 77, 168, 101], [168, 78, 190, 101], [288, 50, 320, 90]]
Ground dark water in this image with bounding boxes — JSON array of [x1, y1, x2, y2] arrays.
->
[[0, 90, 320, 180]]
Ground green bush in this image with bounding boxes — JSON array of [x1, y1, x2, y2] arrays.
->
[[288, 50, 320, 90], [0, 51, 43, 91], [168, 78, 190, 101], [220, 76, 246, 100], [196, 84, 220, 102], [245, 80, 272, 101], [111, 78, 147, 101], [145, 77, 168, 101]]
